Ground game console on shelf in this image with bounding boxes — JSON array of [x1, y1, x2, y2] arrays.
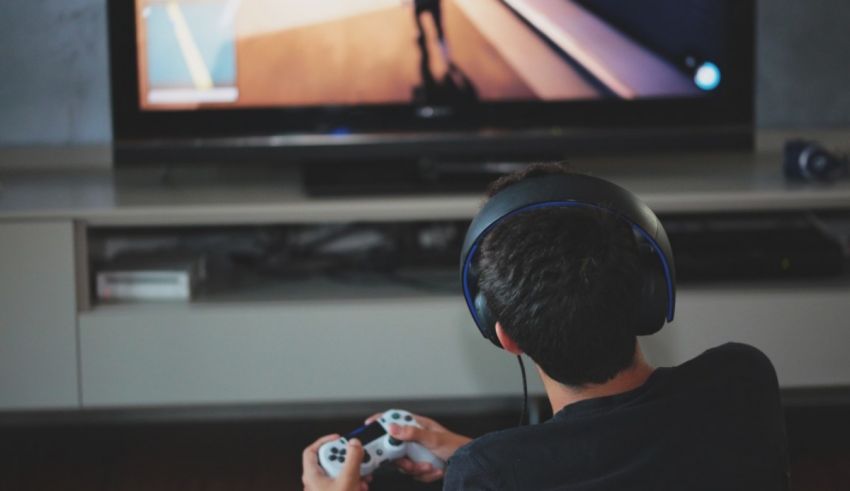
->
[[318, 409, 445, 478]]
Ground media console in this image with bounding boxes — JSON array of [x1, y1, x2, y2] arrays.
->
[[1, 143, 850, 420]]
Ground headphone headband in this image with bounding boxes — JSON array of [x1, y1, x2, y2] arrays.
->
[[460, 174, 676, 346]]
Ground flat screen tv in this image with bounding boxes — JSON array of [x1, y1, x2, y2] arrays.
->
[[109, 0, 755, 165]]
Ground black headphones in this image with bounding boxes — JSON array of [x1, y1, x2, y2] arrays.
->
[[460, 174, 677, 348]]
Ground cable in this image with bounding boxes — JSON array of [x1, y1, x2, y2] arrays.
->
[[517, 355, 528, 426]]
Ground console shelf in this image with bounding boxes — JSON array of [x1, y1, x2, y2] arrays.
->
[[3, 150, 850, 228]]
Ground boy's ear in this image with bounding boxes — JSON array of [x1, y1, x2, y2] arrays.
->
[[495, 322, 524, 355]]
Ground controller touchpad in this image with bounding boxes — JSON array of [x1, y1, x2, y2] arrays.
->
[[346, 421, 386, 445]]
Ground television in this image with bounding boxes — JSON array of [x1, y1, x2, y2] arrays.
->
[[109, 0, 755, 168]]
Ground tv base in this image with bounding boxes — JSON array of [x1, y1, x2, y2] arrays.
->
[[302, 160, 533, 196]]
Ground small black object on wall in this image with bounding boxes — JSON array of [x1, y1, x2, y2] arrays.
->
[[784, 139, 849, 182]]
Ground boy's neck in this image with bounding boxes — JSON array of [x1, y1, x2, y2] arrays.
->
[[540, 344, 655, 415]]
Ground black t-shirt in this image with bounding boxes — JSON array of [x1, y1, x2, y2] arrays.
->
[[443, 343, 789, 490]]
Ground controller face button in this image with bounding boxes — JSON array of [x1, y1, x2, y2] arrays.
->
[[338, 457, 345, 463], [340, 449, 347, 456], [388, 436, 403, 446], [404, 415, 413, 422], [392, 412, 401, 420], [376, 449, 384, 456], [329, 455, 337, 462], [331, 447, 339, 454]]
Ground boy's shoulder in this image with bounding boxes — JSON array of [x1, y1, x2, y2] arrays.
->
[[680, 342, 777, 382]]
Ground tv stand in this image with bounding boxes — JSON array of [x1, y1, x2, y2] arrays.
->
[[3, 143, 850, 415]]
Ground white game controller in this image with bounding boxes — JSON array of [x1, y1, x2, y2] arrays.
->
[[318, 409, 445, 478]]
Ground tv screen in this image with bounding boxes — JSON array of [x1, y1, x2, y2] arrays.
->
[[110, 0, 755, 163]]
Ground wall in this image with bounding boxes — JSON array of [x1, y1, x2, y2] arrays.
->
[[0, 0, 110, 146], [756, 0, 850, 127], [0, 0, 848, 147]]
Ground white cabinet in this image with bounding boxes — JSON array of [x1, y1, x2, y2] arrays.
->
[[77, 283, 850, 409], [643, 284, 850, 387], [0, 221, 79, 409], [78, 298, 525, 407]]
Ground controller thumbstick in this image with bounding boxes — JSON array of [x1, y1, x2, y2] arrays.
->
[[388, 436, 403, 446]]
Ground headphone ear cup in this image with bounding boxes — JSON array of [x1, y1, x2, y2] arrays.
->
[[635, 248, 668, 336], [474, 292, 503, 348]]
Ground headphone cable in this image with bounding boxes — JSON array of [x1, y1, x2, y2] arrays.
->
[[517, 355, 528, 426]]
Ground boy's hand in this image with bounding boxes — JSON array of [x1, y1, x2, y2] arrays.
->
[[302, 434, 371, 491], [365, 412, 472, 483]]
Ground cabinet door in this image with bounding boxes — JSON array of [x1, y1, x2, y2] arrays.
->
[[79, 299, 526, 407], [0, 221, 79, 409]]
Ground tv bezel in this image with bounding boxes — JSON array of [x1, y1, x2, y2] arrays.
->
[[108, 0, 756, 164]]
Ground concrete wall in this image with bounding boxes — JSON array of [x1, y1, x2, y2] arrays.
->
[[756, 0, 850, 127], [0, 0, 848, 147], [0, 0, 110, 146]]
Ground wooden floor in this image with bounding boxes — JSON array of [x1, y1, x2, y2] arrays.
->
[[0, 412, 514, 491], [2, 406, 849, 490], [785, 405, 850, 491]]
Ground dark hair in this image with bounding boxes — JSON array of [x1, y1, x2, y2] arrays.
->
[[478, 164, 641, 387]]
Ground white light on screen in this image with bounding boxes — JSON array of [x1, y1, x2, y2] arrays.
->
[[695, 62, 721, 91]]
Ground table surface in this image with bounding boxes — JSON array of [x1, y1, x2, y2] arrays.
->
[[1, 149, 849, 226]]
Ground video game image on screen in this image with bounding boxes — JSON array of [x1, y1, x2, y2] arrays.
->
[[137, 0, 729, 110]]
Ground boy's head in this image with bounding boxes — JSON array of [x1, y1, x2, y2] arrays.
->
[[478, 164, 644, 387]]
